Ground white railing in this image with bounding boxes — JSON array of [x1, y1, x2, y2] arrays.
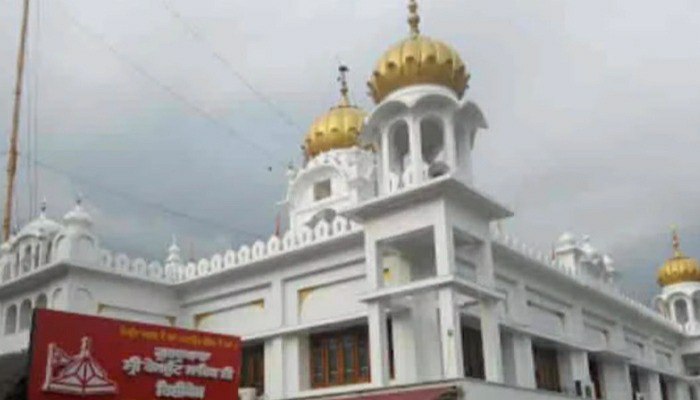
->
[[491, 230, 680, 330], [177, 215, 360, 282]]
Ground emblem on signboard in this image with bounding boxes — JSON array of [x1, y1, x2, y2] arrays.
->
[[42, 336, 119, 396]]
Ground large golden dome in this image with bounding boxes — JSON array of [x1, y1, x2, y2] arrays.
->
[[367, 0, 470, 103], [657, 228, 700, 287], [304, 66, 366, 158]]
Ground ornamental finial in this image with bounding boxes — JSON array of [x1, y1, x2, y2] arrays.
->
[[40, 197, 47, 216], [338, 64, 350, 107], [672, 224, 682, 257], [408, 0, 420, 38]]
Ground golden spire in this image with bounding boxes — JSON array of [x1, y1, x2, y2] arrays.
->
[[408, 0, 420, 38], [338, 64, 350, 107], [672, 224, 683, 257]]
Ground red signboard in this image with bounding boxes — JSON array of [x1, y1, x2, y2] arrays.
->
[[28, 309, 241, 400]]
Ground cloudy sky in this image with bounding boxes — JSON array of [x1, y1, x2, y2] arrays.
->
[[1, 0, 699, 302]]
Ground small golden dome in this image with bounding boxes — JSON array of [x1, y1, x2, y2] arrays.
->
[[657, 227, 700, 286], [304, 66, 366, 158], [367, 0, 470, 103]]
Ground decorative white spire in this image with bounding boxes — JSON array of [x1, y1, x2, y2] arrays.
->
[[166, 235, 182, 265]]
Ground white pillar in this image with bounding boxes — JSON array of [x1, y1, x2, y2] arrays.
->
[[411, 293, 443, 382], [380, 128, 391, 194], [408, 116, 423, 186], [434, 217, 455, 276], [558, 350, 591, 395], [265, 338, 284, 400], [391, 309, 417, 383], [502, 332, 536, 388], [480, 298, 503, 383], [368, 301, 390, 386], [640, 371, 663, 400], [601, 360, 632, 400], [443, 116, 456, 171], [670, 380, 691, 400], [438, 287, 464, 379]]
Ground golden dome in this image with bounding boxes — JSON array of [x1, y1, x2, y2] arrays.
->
[[657, 227, 700, 286], [367, 0, 470, 103], [304, 66, 366, 158]]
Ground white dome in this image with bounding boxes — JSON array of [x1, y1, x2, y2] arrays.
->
[[63, 201, 93, 227], [16, 214, 62, 238], [557, 232, 576, 247]]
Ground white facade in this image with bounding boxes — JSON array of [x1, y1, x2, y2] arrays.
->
[[2, 31, 700, 400]]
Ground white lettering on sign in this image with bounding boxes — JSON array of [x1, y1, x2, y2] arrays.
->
[[122, 347, 235, 399]]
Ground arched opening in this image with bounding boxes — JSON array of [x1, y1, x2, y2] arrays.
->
[[388, 120, 409, 180], [674, 298, 689, 324], [4, 305, 17, 335], [21, 245, 32, 273], [36, 293, 48, 309], [45, 241, 52, 264], [420, 118, 445, 164], [1, 260, 10, 282], [19, 299, 32, 331], [306, 209, 337, 228]]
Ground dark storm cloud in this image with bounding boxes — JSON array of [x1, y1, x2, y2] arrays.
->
[[1, 0, 699, 301]]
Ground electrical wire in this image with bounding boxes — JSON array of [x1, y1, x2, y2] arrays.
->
[[0, 150, 267, 241], [53, 0, 288, 169], [157, 0, 304, 132]]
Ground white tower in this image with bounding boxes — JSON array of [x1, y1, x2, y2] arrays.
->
[[345, 0, 512, 387]]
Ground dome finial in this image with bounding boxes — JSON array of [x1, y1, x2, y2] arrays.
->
[[408, 0, 420, 38], [40, 197, 47, 216], [338, 64, 350, 107], [672, 224, 683, 257]]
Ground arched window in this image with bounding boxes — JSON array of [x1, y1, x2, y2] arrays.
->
[[45, 241, 53, 264], [388, 120, 409, 177], [420, 117, 445, 166], [34, 244, 41, 268], [4, 305, 17, 335], [36, 293, 48, 309], [21, 245, 32, 273], [19, 299, 32, 331], [674, 298, 689, 324], [693, 293, 700, 322]]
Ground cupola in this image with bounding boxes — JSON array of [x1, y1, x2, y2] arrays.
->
[[367, 0, 469, 103], [303, 66, 366, 159], [657, 227, 700, 287]]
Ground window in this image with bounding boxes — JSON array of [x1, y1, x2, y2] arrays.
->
[[310, 326, 370, 388], [533, 345, 561, 392], [462, 325, 484, 379], [660, 376, 670, 400], [4, 305, 17, 335], [388, 121, 409, 176], [35, 294, 48, 309], [630, 367, 640, 397], [240, 344, 264, 395], [19, 299, 32, 331], [313, 180, 331, 201], [588, 356, 603, 399]]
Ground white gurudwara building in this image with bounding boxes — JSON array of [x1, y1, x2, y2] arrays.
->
[[1, 2, 700, 400]]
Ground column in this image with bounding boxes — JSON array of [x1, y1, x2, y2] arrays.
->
[[265, 280, 285, 399], [601, 360, 632, 400], [443, 117, 456, 171], [502, 332, 536, 388], [640, 371, 663, 400], [408, 116, 423, 186], [438, 287, 464, 379], [391, 309, 417, 383], [434, 216, 455, 276], [558, 350, 591, 395], [265, 338, 284, 400], [480, 298, 503, 383], [380, 128, 391, 194], [368, 301, 390, 386], [670, 380, 691, 400]]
